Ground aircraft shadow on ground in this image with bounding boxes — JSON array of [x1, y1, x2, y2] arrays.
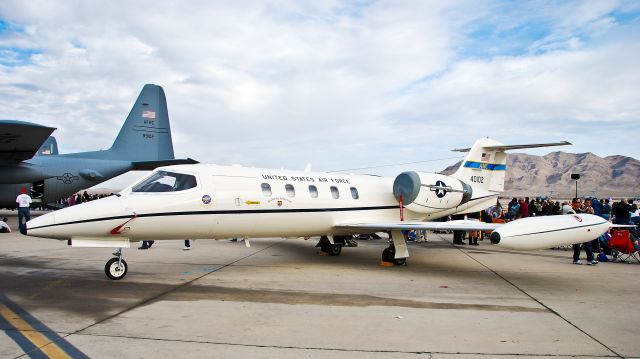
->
[[0, 236, 587, 322]]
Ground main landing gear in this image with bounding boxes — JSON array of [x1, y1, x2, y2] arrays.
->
[[317, 236, 342, 256], [316, 235, 358, 256], [105, 248, 128, 280], [381, 243, 407, 266]]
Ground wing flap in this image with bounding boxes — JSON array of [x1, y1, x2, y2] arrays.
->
[[0, 120, 56, 162], [335, 220, 502, 232]]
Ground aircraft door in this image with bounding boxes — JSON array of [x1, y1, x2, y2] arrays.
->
[[210, 175, 258, 239]]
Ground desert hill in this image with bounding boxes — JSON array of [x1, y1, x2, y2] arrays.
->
[[441, 152, 639, 198]]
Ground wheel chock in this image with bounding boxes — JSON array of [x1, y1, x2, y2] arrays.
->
[[379, 261, 395, 267], [318, 251, 329, 256]]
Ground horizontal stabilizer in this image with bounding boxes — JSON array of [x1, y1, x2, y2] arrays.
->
[[452, 141, 571, 153], [132, 158, 199, 171]]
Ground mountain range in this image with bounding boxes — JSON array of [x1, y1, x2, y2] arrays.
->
[[441, 152, 639, 199]]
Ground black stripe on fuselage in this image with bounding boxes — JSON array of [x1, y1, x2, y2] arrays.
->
[[29, 205, 400, 230], [506, 221, 608, 238]]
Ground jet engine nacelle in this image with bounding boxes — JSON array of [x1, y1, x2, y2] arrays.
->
[[392, 171, 472, 214], [490, 214, 610, 250]]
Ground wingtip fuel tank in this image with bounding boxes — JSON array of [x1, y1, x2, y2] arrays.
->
[[489, 214, 610, 250]]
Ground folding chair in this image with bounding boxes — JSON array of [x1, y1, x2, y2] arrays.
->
[[609, 230, 640, 263]]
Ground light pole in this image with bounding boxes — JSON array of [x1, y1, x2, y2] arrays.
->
[[571, 173, 580, 199]]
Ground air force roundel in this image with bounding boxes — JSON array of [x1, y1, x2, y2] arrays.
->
[[432, 180, 447, 198]]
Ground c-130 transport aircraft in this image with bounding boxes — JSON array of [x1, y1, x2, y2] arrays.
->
[[26, 138, 617, 280]]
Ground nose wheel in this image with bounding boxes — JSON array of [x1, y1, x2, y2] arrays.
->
[[105, 248, 128, 280]]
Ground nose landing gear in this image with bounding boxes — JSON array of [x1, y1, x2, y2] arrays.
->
[[105, 248, 128, 280]]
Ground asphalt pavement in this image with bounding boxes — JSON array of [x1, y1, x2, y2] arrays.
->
[[0, 211, 638, 358]]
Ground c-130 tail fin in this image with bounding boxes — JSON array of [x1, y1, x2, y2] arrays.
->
[[107, 84, 175, 162]]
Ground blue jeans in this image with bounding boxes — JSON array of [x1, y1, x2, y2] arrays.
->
[[18, 207, 30, 234]]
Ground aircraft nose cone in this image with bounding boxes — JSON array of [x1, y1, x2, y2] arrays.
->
[[26, 212, 56, 238]]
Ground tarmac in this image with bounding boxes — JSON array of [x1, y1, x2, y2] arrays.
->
[[0, 211, 639, 358]]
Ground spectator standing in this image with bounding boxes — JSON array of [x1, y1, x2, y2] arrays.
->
[[561, 202, 575, 214], [518, 198, 529, 218], [612, 199, 632, 225], [16, 188, 32, 234], [507, 198, 520, 220], [591, 198, 603, 217], [571, 198, 596, 265], [583, 198, 595, 215], [602, 199, 612, 220]]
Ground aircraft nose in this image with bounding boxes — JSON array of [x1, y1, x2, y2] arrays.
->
[[26, 195, 126, 240], [26, 212, 56, 237]]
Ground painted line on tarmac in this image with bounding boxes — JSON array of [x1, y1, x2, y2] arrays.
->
[[439, 233, 624, 359], [71, 332, 620, 358], [0, 292, 89, 359]]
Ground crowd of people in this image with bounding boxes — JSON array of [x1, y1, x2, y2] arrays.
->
[[56, 191, 113, 207], [480, 196, 640, 265], [490, 196, 639, 222]]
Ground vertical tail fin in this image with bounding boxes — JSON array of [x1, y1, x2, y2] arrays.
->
[[107, 84, 175, 161], [451, 138, 507, 193], [35, 136, 59, 156], [450, 139, 571, 194]]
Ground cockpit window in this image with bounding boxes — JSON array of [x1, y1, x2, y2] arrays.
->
[[132, 171, 197, 193]]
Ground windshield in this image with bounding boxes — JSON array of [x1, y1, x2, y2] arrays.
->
[[132, 171, 197, 193]]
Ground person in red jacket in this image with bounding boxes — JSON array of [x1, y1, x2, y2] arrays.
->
[[518, 198, 529, 218]]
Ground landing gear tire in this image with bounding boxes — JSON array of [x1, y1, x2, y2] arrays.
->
[[393, 257, 407, 266], [105, 257, 128, 280], [382, 247, 395, 262], [328, 244, 342, 256], [382, 246, 407, 266], [322, 243, 342, 256]]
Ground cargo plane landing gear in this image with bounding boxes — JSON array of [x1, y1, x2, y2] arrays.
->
[[105, 248, 128, 280]]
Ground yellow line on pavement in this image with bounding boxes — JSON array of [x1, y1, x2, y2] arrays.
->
[[0, 303, 71, 359]]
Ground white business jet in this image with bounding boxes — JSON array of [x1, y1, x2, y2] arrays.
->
[[27, 138, 614, 280]]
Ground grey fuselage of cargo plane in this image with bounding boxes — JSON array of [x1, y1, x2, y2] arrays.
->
[[0, 84, 196, 208]]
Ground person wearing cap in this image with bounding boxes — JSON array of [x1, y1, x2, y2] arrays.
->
[[16, 188, 32, 234]]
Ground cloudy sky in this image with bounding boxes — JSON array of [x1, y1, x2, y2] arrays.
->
[[1, 0, 638, 184]]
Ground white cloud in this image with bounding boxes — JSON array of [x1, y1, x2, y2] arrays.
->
[[0, 0, 638, 185]]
